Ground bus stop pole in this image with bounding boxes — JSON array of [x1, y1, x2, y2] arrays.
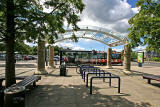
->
[[60, 51, 62, 65]]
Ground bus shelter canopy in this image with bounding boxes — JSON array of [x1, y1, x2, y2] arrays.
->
[[55, 25, 128, 47]]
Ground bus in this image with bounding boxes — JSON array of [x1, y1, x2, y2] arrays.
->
[[60, 50, 123, 66], [90, 51, 123, 65]]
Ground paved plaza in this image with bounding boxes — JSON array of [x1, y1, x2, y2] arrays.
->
[[0, 61, 160, 107]]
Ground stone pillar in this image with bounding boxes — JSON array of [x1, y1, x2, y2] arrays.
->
[[106, 47, 112, 69], [123, 43, 131, 73], [35, 40, 48, 75], [49, 45, 55, 68]]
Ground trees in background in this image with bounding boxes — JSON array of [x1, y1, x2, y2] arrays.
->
[[0, 0, 85, 87], [128, 0, 160, 51]]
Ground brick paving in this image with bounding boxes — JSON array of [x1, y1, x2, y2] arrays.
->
[[0, 61, 160, 107]]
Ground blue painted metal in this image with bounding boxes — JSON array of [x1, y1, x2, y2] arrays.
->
[[86, 72, 112, 87], [90, 76, 120, 94]]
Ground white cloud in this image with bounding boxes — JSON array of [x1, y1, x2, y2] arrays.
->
[[24, 41, 37, 47], [112, 48, 123, 52], [39, 0, 138, 51], [79, 0, 137, 34], [132, 7, 139, 14], [54, 42, 74, 49], [72, 46, 85, 50], [54, 42, 85, 50], [133, 46, 147, 52]]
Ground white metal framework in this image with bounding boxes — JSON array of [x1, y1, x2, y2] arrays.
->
[[55, 25, 127, 47]]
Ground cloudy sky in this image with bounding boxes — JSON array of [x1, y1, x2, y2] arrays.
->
[[28, 0, 146, 51], [54, 0, 146, 52]]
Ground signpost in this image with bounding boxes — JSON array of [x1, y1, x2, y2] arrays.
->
[[137, 52, 144, 67]]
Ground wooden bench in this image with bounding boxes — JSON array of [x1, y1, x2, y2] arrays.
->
[[143, 74, 160, 84]]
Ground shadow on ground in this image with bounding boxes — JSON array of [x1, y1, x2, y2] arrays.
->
[[0, 63, 36, 68], [26, 85, 151, 107]]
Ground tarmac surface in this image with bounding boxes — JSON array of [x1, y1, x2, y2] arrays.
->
[[0, 60, 160, 107]]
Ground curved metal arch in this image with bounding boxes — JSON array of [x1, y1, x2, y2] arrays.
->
[[55, 36, 108, 45], [56, 26, 127, 47], [65, 29, 123, 42]]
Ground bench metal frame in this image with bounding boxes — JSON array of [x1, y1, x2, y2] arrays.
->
[[0, 76, 29, 88], [90, 76, 120, 94], [143, 74, 160, 84]]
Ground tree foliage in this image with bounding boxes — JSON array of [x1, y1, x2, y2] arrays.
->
[[0, 0, 85, 87], [0, 42, 32, 54], [0, 0, 85, 43], [128, 0, 160, 50]]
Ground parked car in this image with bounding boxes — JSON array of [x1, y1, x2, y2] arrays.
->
[[15, 54, 23, 60], [54, 56, 60, 61], [24, 56, 30, 60]]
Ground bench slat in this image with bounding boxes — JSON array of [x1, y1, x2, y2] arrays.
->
[[143, 74, 160, 81], [12, 76, 41, 88]]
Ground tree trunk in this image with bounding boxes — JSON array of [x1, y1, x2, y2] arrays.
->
[[5, 0, 16, 87]]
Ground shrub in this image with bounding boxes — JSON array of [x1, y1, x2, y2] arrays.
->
[[151, 57, 160, 62]]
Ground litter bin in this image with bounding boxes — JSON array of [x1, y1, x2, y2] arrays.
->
[[138, 63, 142, 67], [60, 63, 67, 76], [0, 87, 4, 107], [4, 86, 25, 107]]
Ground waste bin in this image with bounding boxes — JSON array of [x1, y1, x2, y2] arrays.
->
[[60, 63, 66, 76], [0, 87, 4, 107], [4, 86, 25, 107], [138, 63, 142, 67]]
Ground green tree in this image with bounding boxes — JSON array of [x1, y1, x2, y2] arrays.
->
[[0, 43, 5, 51], [128, 0, 160, 50], [15, 42, 32, 55], [0, 0, 85, 87], [54, 45, 64, 55], [31, 46, 38, 55], [0, 42, 32, 55]]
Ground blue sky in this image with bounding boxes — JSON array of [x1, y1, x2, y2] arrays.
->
[[53, 0, 145, 52], [28, 0, 146, 52], [127, 0, 138, 7]]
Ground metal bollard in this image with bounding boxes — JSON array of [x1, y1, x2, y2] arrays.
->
[[60, 63, 66, 76], [4, 86, 25, 107]]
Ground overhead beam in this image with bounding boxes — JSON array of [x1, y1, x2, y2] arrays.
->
[[55, 36, 108, 45], [65, 29, 123, 42]]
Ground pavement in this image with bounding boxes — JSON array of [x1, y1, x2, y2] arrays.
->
[[0, 61, 160, 107]]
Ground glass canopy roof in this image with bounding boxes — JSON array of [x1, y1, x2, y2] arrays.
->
[[55, 25, 128, 47]]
